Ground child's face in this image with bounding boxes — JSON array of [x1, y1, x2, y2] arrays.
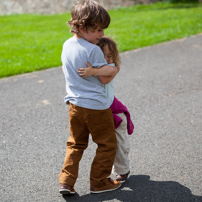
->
[[103, 45, 114, 64], [80, 27, 104, 44]]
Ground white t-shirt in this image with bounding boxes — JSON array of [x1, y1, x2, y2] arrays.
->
[[61, 37, 109, 110]]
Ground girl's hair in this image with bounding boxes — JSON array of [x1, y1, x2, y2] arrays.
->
[[68, 0, 110, 34], [97, 36, 121, 66]]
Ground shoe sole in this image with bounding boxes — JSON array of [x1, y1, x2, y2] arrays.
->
[[59, 189, 75, 195], [90, 183, 121, 194]]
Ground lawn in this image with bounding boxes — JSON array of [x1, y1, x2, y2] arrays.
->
[[0, 1, 202, 78]]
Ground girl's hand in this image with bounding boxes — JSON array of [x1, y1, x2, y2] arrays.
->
[[77, 62, 94, 78]]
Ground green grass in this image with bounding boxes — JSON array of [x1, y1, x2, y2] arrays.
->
[[107, 2, 202, 51], [0, 1, 202, 78]]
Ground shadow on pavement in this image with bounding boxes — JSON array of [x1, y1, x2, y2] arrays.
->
[[62, 175, 202, 202]]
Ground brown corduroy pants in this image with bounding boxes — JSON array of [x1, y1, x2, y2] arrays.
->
[[59, 103, 117, 188]]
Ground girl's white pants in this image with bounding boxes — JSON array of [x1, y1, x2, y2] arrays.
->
[[113, 113, 130, 175]]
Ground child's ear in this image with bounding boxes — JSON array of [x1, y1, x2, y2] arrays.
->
[[79, 26, 85, 34]]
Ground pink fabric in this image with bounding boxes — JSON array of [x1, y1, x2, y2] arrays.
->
[[110, 96, 134, 135]]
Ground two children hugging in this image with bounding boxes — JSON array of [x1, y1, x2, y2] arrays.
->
[[59, 0, 134, 195]]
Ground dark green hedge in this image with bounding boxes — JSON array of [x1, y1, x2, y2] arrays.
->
[[167, 0, 199, 3]]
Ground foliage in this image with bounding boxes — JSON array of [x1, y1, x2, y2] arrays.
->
[[166, 0, 198, 3], [0, 2, 202, 78]]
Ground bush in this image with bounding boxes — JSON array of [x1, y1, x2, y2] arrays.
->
[[166, 0, 198, 3]]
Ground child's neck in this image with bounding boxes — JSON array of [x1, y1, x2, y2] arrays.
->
[[74, 33, 83, 39]]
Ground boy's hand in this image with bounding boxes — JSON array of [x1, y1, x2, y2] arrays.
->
[[78, 62, 94, 78]]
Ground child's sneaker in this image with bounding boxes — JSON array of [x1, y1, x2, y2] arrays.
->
[[90, 177, 121, 194], [59, 184, 75, 195], [116, 171, 130, 182]]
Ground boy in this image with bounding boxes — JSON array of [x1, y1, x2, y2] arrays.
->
[[59, 0, 121, 195], [78, 36, 134, 183]]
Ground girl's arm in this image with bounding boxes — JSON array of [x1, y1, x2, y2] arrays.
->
[[77, 62, 119, 84], [98, 64, 120, 84]]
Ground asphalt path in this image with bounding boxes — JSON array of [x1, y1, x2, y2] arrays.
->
[[1, 34, 202, 202]]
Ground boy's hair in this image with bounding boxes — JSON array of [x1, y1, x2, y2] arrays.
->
[[68, 0, 110, 34], [97, 36, 121, 66]]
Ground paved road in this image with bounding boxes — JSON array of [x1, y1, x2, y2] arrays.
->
[[1, 34, 202, 202]]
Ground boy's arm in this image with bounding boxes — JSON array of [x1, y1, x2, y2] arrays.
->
[[78, 62, 119, 84]]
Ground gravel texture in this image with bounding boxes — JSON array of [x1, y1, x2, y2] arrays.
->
[[0, 34, 202, 201]]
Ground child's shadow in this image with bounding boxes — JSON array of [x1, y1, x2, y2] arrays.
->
[[63, 175, 202, 202]]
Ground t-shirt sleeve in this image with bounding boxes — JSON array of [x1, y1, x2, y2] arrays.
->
[[88, 46, 107, 68]]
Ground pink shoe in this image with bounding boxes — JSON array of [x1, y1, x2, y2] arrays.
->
[[116, 171, 130, 182]]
